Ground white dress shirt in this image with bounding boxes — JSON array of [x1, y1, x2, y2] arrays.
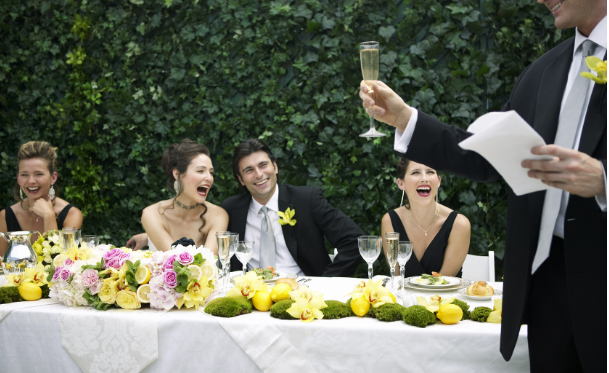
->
[[244, 184, 304, 276], [394, 17, 608, 236]]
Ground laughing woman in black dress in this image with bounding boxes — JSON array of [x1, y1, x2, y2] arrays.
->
[[381, 158, 470, 277], [0, 141, 83, 257]]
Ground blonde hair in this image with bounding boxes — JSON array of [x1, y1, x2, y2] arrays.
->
[[14, 141, 58, 201]]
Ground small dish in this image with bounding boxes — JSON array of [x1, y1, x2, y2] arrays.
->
[[457, 287, 502, 300], [407, 276, 462, 288]]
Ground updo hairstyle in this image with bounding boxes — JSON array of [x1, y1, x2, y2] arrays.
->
[[14, 141, 58, 201]]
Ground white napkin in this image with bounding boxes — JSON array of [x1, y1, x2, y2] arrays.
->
[[0, 298, 60, 323], [458, 110, 554, 196]]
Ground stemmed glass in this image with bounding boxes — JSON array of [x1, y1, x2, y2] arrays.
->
[[216, 231, 231, 291], [359, 41, 386, 138], [227, 233, 239, 282], [82, 235, 99, 248], [62, 228, 77, 251], [358, 236, 382, 279], [397, 241, 413, 292], [385, 232, 399, 290], [236, 241, 254, 276], [74, 229, 82, 248]]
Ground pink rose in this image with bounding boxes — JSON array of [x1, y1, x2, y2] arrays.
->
[[163, 270, 178, 288], [52, 266, 63, 282], [177, 252, 194, 266], [81, 269, 99, 287], [64, 258, 74, 266], [89, 280, 103, 295], [59, 267, 71, 282], [103, 248, 123, 261], [163, 255, 177, 271], [106, 257, 123, 270]]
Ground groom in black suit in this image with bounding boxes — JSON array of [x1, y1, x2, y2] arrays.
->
[[359, 1, 606, 372], [221, 139, 364, 277]]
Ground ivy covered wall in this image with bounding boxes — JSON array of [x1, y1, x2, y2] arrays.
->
[[0, 0, 571, 278]]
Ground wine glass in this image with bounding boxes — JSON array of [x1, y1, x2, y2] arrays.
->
[[82, 235, 99, 248], [398, 241, 413, 292], [236, 241, 254, 276], [216, 231, 231, 291], [227, 233, 239, 282], [62, 228, 77, 251], [385, 232, 399, 290], [358, 236, 382, 279], [359, 41, 386, 138], [74, 229, 82, 248]]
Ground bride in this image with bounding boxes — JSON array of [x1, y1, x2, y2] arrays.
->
[[141, 139, 228, 254]]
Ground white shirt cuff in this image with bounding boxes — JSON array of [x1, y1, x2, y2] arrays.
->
[[595, 162, 607, 212], [393, 108, 418, 154]]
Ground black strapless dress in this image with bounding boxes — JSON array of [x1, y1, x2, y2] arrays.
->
[[5, 204, 74, 231], [388, 209, 462, 278]]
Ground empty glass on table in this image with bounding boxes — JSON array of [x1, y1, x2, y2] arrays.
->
[[227, 233, 239, 282], [358, 236, 382, 279], [82, 235, 99, 248], [236, 241, 254, 276], [397, 241, 413, 292]]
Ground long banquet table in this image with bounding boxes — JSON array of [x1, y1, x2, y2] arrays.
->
[[0, 277, 529, 373]]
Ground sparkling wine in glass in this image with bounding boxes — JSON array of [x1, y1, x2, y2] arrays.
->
[[62, 228, 77, 251], [385, 232, 399, 290], [397, 241, 413, 292], [358, 236, 382, 279], [236, 241, 254, 276], [216, 231, 231, 290], [359, 41, 386, 138]]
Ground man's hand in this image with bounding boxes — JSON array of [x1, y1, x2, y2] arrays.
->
[[359, 80, 413, 132], [126, 233, 148, 250], [522, 145, 605, 197]]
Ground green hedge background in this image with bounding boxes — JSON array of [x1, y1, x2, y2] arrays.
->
[[0, 0, 571, 279]]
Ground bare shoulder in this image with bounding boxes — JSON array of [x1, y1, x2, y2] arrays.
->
[[142, 200, 172, 218], [453, 213, 471, 230], [205, 202, 229, 222], [381, 212, 392, 224]]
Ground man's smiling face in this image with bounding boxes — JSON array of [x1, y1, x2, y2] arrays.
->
[[237, 150, 279, 205], [537, 0, 606, 36]]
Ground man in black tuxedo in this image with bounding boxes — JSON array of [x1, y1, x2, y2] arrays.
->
[[359, 1, 606, 372], [221, 139, 364, 277]]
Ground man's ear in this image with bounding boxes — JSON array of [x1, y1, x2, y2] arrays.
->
[[273, 161, 279, 175], [237, 174, 245, 186]]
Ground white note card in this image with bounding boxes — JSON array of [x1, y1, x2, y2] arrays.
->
[[458, 111, 554, 196]]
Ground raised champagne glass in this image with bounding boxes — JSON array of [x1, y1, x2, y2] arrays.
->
[[385, 232, 399, 290], [359, 41, 386, 138]]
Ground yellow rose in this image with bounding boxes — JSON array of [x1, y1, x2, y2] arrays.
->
[[116, 289, 141, 310], [98, 279, 118, 304]]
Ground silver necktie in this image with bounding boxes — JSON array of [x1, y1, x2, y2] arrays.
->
[[532, 40, 596, 274], [259, 206, 276, 268]]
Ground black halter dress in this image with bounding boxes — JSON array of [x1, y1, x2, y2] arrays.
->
[[388, 209, 463, 278], [4, 204, 74, 231]]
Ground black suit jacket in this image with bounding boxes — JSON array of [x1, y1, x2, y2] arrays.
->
[[220, 184, 364, 277], [400, 37, 607, 360]]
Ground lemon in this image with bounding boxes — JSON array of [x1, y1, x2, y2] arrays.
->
[[270, 283, 292, 302], [252, 290, 273, 311], [350, 296, 371, 317], [388, 292, 397, 303], [135, 265, 151, 284], [436, 304, 463, 324], [200, 263, 216, 279], [18, 282, 42, 301], [187, 265, 203, 282], [136, 284, 151, 303]]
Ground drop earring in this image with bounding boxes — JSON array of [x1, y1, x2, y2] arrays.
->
[[20, 188, 24, 200], [174, 179, 183, 196], [49, 185, 55, 200], [400, 190, 405, 207]]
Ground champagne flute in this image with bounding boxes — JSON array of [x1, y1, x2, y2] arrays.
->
[[236, 241, 254, 276], [358, 236, 382, 279], [397, 241, 413, 292], [62, 228, 77, 251], [359, 41, 386, 138], [385, 232, 399, 290], [227, 233, 239, 282], [216, 231, 231, 291]]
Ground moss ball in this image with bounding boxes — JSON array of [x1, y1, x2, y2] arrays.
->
[[470, 306, 493, 322], [451, 299, 471, 320], [270, 299, 297, 320], [204, 296, 253, 317], [321, 300, 354, 319], [402, 305, 437, 328], [369, 303, 406, 322]]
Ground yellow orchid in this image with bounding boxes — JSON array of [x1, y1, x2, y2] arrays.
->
[[289, 285, 324, 304], [23, 263, 48, 286], [3, 272, 30, 287], [416, 295, 455, 313], [350, 279, 394, 308], [177, 277, 213, 310], [487, 299, 503, 324], [581, 56, 607, 84], [286, 296, 327, 322], [277, 207, 296, 226], [32, 236, 44, 256], [226, 271, 268, 299]]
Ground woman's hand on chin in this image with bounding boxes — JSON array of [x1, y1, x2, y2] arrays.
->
[[29, 198, 55, 221]]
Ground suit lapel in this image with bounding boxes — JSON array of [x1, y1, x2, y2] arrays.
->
[[578, 52, 608, 155], [277, 184, 298, 260]]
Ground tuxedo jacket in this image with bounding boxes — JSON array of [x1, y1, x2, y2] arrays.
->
[[220, 184, 364, 277], [400, 37, 607, 360]]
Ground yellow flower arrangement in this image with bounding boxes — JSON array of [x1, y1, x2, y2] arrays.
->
[[347, 278, 395, 309], [277, 207, 297, 226], [23, 263, 48, 286], [98, 279, 119, 304], [116, 289, 141, 309], [286, 297, 327, 323], [226, 271, 268, 299], [416, 295, 455, 313], [177, 277, 213, 310]]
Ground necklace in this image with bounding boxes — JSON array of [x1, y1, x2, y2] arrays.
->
[[175, 198, 200, 210], [409, 202, 439, 236]]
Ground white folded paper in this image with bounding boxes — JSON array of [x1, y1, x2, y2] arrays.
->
[[458, 111, 554, 196]]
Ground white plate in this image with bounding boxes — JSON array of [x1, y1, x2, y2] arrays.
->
[[457, 287, 502, 300], [230, 271, 297, 284], [408, 276, 462, 288]]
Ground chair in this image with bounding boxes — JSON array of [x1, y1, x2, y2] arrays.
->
[[461, 251, 495, 282]]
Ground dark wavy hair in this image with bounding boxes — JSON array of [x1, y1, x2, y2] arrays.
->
[[231, 139, 277, 192], [14, 141, 58, 202], [161, 139, 211, 241]]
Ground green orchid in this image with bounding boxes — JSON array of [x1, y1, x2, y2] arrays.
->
[[277, 207, 297, 226], [580, 56, 607, 84]]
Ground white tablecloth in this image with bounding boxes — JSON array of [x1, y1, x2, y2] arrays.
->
[[0, 277, 529, 373]]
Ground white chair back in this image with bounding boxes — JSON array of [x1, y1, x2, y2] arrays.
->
[[461, 251, 495, 282]]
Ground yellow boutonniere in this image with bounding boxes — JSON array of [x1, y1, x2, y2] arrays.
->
[[580, 56, 607, 84], [277, 207, 296, 226]]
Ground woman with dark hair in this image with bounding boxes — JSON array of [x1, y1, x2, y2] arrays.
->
[[0, 141, 83, 256], [141, 139, 228, 254], [381, 158, 470, 277]]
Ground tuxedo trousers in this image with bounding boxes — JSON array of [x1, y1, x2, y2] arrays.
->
[[527, 236, 605, 372]]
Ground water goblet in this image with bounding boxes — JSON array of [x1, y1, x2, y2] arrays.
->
[[74, 229, 82, 248], [358, 236, 382, 279], [397, 241, 413, 292], [236, 241, 254, 276], [359, 41, 386, 138], [385, 232, 399, 290], [216, 231, 231, 292], [82, 235, 99, 248]]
